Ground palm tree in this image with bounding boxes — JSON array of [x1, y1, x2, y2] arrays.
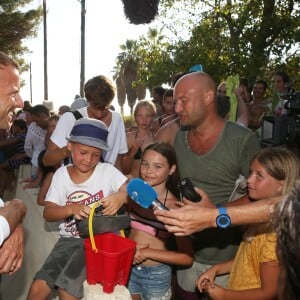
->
[[113, 39, 146, 115], [115, 76, 126, 116]]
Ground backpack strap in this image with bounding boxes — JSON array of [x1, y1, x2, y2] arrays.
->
[[72, 110, 83, 120], [63, 111, 83, 165]]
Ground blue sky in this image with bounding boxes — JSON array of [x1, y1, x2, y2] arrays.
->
[[21, 0, 154, 114]]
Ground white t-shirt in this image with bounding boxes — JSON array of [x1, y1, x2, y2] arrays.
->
[[0, 198, 10, 246], [50, 108, 128, 165], [45, 163, 127, 237]]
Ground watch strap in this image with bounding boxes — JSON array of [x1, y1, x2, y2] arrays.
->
[[217, 206, 227, 215]]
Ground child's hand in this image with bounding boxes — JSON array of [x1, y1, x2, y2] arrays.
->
[[198, 277, 210, 293], [73, 204, 91, 220], [133, 243, 149, 265], [197, 266, 217, 293], [20, 177, 33, 183], [100, 191, 127, 215], [202, 283, 226, 300], [129, 139, 144, 157]]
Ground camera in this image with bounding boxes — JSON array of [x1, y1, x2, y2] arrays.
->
[[261, 89, 300, 147], [177, 178, 201, 202]]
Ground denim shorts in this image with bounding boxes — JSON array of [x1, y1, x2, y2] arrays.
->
[[127, 264, 172, 300], [34, 237, 86, 298]]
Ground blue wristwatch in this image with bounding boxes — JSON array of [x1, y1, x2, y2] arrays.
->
[[216, 206, 231, 229]]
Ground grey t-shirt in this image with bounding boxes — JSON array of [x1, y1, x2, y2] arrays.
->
[[174, 121, 260, 264]]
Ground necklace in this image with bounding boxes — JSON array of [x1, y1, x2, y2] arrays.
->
[[185, 131, 192, 152], [162, 189, 168, 206]]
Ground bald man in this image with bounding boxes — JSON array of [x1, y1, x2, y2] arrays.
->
[[155, 72, 260, 298]]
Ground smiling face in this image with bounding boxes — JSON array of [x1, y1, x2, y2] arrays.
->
[[140, 149, 175, 188], [67, 142, 102, 174], [252, 83, 266, 100], [247, 159, 283, 200], [0, 64, 23, 129]]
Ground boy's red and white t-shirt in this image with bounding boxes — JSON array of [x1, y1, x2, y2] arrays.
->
[[45, 162, 127, 237]]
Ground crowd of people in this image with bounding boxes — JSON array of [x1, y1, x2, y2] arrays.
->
[[0, 50, 299, 300]]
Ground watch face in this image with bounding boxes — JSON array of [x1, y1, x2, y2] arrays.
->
[[217, 214, 230, 228]]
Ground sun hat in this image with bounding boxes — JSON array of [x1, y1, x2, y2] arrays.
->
[[67, 118, 110, 151]]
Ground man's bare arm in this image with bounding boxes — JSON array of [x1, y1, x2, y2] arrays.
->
[[42, 140, 70, 167], [154, 196, 281, 236], [1, 199, 26, 232]]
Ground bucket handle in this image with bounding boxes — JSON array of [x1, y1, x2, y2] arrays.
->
[[88, 202, 126, 253], [88, 202, 99, 253]]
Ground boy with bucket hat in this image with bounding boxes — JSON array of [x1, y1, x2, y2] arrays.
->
[[27, 118, 129, 300]]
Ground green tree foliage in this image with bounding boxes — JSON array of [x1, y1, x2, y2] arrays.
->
[[114, 0, 300, 94], [113, 39, 141, 114], [135, 28, 173, 90], [113, 30, 173, 113], [113, 29, 173, 112], [0, 0, 42, 68], [169, 0, 300, 85]]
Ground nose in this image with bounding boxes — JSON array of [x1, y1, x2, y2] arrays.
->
[[175, 101, 182, 113], [85, 154, 93, 163], [15, 94, 24, 109], [146, 165, 154, 174], [247, 174, 254, 185]]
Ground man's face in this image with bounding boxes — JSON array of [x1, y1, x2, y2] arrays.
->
[[174, 77, 208, 128], [272, 75, 286, 93], [33, 113, 49, 130], [252, 83, 266, 100], [0, 65, 23, 129], [163, 96, 175, 115]]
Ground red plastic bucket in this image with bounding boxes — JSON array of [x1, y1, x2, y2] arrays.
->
[[84, 233, 136, 294]]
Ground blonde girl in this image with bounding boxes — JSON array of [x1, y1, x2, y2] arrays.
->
[[197, 147, 300, 300], [123, 100, 156, 177]]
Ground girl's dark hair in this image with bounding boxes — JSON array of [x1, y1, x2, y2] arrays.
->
[[141, 141, 180, 198]]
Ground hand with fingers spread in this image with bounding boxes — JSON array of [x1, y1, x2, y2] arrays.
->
[[155, 188, 217, 236]]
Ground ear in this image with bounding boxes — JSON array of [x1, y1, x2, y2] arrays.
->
[[169, 164, 176, 176], [67, 142, 72, 152], [276, 180, 284, 194], [204, 90, 215, 105]]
